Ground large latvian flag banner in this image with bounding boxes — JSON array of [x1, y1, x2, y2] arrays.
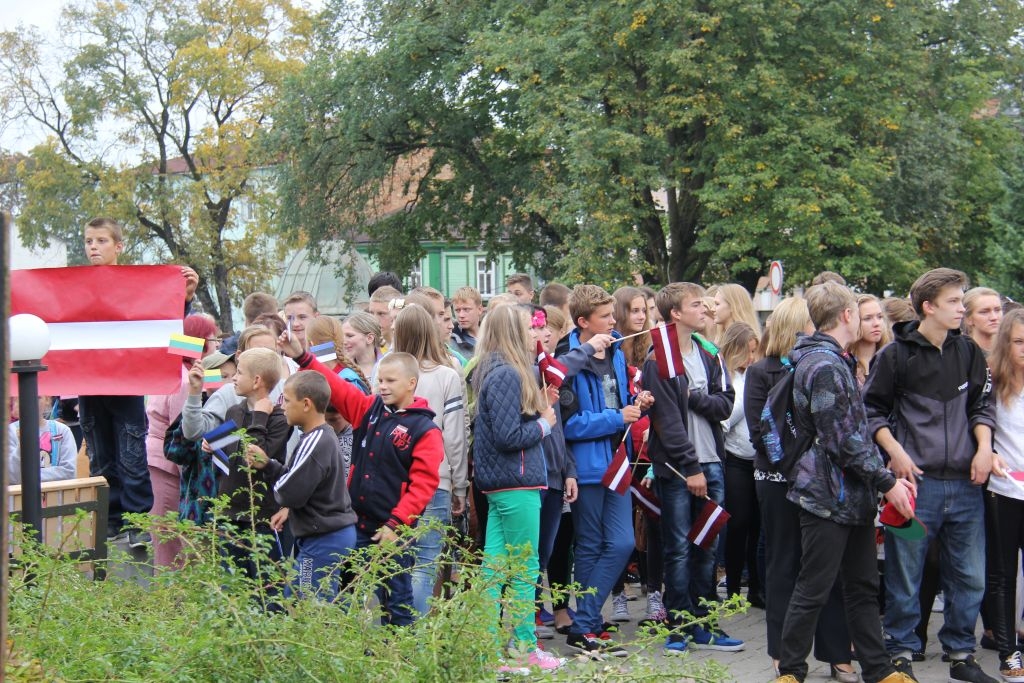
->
[[11, 265, 186, 396]]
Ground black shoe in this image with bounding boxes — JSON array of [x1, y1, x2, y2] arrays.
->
[[747, 593, 766, 609], [949, 654, 999, 683], [565, 632, 605, 659], [127, 529, 151, 549], [980, 633, 999, 651], [911, 650, 924, 662], [892, 655, 915, 679]]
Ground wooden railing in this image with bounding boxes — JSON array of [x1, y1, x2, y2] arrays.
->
[[7, 476, 109, 580]]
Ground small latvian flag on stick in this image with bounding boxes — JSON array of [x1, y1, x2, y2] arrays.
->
[[600, 439, 631, 495], [651, 323, 685, 380], [168, 333, 206, 359], [536, 342, 568, 388], [311, 341, 337, 363], [630, 475, 661, 519], [687, 498, 731, 550]]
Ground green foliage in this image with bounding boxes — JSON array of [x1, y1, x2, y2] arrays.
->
[[275, 0, 1024, 292], [7, 509, 745, 683], [0, 0, 312, 330]]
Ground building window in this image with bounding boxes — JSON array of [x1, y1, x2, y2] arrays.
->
[[238, 198, 257, 222], [406, 261, 422, 290], [476, 257, 496, 296]]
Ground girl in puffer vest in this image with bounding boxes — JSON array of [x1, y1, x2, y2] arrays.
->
[[471, 305, 564, 674]]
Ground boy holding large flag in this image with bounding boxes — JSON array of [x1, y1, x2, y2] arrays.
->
[[556, 285, 652, 657], [79, 217, 198, 546], [644, 282, 740, 655]]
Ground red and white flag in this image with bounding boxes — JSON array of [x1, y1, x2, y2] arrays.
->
[[600, 438, 631, 495], [12, 265, 186, 396], [651, 322, 685, 380], [536, 341, 568, 388], [687, 498, 731, 550], [630, 475, 661, 518]]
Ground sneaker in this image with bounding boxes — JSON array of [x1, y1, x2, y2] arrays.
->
[[625, 562, 641, 584], [566, 632, 605, 659], [496, 661, 530, 680], [772, 677, 801, 683], [933, 592, 945, 613], [612, 592, 630, 622], [664, 632, 688, 655], [127, 529, 151, 549], [982, 633, 1000, 651], [892, 655, 915, 679], [594, 634, 627, 658], [527, 648, 567, 671], [912, 651, 925, 662], [645, 590, 667, 622], [688, 625, 744, 652], [535, 623, 554, 640], [537, 608, 555, 625], [1000, 651, 1024, 683], [949, 654, 999, 683]]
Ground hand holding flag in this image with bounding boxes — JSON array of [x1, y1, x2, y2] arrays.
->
[[536, 341, 568, 388]]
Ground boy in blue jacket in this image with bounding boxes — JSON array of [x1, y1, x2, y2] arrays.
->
[[555, 285, 652, 657]]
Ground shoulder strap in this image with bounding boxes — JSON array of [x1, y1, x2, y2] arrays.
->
[[46, 420, 60, 465]]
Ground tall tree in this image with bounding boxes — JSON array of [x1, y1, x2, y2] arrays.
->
[[0, 0, 312, 329], [277, 0, 1023, 293]]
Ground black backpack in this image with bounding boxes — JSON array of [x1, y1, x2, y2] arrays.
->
[[759, 348, 836, 478]]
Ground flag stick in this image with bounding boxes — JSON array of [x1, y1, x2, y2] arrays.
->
[[662, 460, 712, 501]]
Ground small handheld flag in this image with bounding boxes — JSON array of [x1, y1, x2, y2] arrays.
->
[[630, 475, 661, 519], [168, 333, 206, 359], [203, 368, 225, 390], [651, 323, 685, 380], [204, 420, 241, 452], [687, 498, 730, 550], [211, 448, 230, 475], [600, 439, 631, 495], [536, 342, 568, 388], [311, 341, 337, 363]]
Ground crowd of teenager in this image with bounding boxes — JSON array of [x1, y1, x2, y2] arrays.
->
[[14, 216, 1024, 682]]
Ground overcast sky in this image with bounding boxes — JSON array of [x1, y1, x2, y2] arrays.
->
[[1, 0, 64, 152]]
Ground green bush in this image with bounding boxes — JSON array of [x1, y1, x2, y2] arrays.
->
[[7, 506, 743, 682]]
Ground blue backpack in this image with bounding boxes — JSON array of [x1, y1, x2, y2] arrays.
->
[[759, 348, 836, 477]]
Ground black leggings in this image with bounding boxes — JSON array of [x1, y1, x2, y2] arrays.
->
[[983, 490, 1024, 659], [548, 510, 575, 611], [725, 455, 762, 599]]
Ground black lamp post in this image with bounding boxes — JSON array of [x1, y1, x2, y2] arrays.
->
[[8, 313, 51, 542]]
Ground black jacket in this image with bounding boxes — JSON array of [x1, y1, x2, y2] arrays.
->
[[268, 424, 357, 538], [219, 402, 291, 523], [863, 322, 994, 479], [643, 334, 733, 478], [744, 356, 789, 473]]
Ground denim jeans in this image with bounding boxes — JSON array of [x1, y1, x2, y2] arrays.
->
[[356, 528, 416, 626], [571, 484, 634, 634], [80, 395, 152, 532], [884, 477, 985, 655], [657, 461, 724, 622], [288, 525, 356, 601], [411, 488, 451, 616], [483, 489, 541, 651]]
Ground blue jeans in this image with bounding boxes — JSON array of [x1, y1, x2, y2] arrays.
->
[[287, 525, 356, 601], [571, 484, 634, 635], [79, 395, 152, 532], [883, 477, 985, 655], [356, 528, 416, 626], [658, 461, 725, 622], [411, 488, 451, 616]]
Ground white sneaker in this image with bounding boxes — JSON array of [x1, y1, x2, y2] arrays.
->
[[611, 592, 630, 622], [1001, 651, 1024, 683], [645, 589, 667, 622]]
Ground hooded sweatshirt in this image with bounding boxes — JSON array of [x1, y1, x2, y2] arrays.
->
[[863, 321, 994, 479]]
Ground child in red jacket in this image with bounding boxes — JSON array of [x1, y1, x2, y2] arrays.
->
[[280, 333, 442, 626]]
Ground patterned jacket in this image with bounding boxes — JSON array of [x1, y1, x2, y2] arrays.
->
[[786, 332, 896, 525]]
